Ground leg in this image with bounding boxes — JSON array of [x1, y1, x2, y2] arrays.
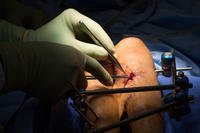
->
[[114, 37, 164, 133]]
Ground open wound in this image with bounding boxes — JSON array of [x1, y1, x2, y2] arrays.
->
[[124, 72, 136, 87]]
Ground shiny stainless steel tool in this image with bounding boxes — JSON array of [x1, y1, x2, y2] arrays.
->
[[86, 75, 129, 80], [79, 21, 127, 75], [155, 67, 192, 73]]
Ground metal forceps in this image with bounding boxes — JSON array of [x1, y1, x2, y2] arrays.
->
[[79, 21, 127, 75], [86, 75, 129, 80]]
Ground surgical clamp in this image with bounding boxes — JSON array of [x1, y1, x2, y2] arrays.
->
[[86, 67, 192, 80]]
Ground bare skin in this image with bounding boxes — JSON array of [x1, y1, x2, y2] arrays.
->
[[86, 37, 164, 133]]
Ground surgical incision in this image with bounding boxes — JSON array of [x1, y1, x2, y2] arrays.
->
[[123, 72, 136, 87]]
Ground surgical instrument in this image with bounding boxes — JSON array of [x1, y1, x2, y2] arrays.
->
[[79, 21, 127, 75], [155, 67, 192, 73], [80, 83, 192, 96], [86, 74, 129, 80], [86, 66, 192, 80], [70, 85, 99, 130]]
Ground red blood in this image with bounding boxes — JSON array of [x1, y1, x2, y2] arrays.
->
[[124, 72, 135, 86], [128, 72, 135, 80]]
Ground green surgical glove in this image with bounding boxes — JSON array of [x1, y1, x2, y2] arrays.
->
[[0, 19, 26, 41], [0, 8, 114, 61], [0, 42, 113, 102]]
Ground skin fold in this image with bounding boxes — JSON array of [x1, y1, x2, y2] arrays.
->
[[86, 37, 164, 133]]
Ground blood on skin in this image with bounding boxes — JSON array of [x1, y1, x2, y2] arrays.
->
[[124, 72, 136, 86], [129, 72, 135, 80]]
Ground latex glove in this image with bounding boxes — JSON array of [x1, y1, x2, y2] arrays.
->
[[0, 8, 114, 61], [0, 42, 113, 102]]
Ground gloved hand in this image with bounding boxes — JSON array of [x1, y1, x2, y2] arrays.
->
[[0, 42, 113, 102], [0, 8, 114, 60]]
